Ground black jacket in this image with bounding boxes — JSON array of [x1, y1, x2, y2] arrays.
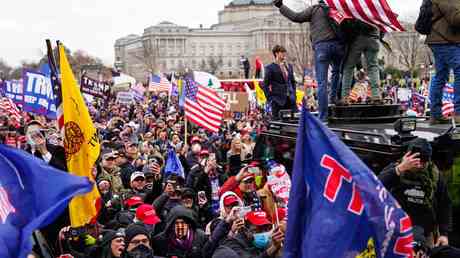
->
[[379, 164, 452, 236], [212, 232, 273, 258], [119, 161, 136, 189], [202, 220, 231, 258], [26, 143, 67, 171], [152, 206, 208, 258]]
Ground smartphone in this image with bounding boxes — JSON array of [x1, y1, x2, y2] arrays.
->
[[238, 206, 252, 218], [198, 191, 207, 201]]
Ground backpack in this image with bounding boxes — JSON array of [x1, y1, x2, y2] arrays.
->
[[415, 0, 437, 35]]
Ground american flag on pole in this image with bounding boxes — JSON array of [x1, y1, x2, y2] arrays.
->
[[324, 0, 405, 32], [184, 79, 225, 133], [0, 97, 21, 128], [149, 74, 171, 92], [442, 84, 455, 117], [46, 40, 64, 131]]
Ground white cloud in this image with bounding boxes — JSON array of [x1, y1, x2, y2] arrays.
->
[[0, 0, 421, 67]]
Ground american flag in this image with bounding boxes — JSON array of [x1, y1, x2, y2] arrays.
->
[[149, 74, 171, 92], [442, 84, 455, 117], [184, 79, 225, 133], [0, 97, 21, 128], [47, 40, 64, 130], [325, 0, 405, 32]]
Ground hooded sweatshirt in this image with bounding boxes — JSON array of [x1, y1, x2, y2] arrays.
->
[[152, 206, 208, 258]]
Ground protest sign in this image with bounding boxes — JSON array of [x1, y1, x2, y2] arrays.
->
[[217, 91, 249, 112], [4, 80, 24, 105], [116, 91, 134, 105], [22, 70, 56, 118], [131, 83, 145, 101], [80, 75, 110, 99]]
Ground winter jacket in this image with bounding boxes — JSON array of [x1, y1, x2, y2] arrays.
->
[[119, 161, 136, 189], [426, 0, 460, 44], [152, 206, 209, 258], [379, 163, 452, 236], [212, 232, 274, 258], [279, 4, 338, 45], [202, 220, 232, 258], [186, 165, 227, 207], [97, 165, 124, 194]]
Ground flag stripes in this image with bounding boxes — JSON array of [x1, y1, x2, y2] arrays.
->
[[185, 83, 224, 133], [325, 0, 404, 32], [150, 74, 171, 92], [0, 98, 21, 127]]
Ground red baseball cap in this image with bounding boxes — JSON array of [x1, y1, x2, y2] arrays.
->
[[136, 204, 161, 225], [223, 195, 239, 206], [124, 196, 143, 208], [199, 149, 210, 156], [245, 211, 271, 226], [190, 136, 201, 144], [241, 172, 255, 182]]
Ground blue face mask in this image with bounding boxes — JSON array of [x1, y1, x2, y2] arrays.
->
[[252, 231, 271, 249]]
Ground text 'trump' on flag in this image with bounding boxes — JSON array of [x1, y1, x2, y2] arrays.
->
[[59, 43, 101, 227], [283, 107, 413, 258]]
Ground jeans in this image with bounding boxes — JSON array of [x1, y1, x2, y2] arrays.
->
[[314, 40, 345, 121], [342, 35, 380, 98], [429, 44, 460, 118]]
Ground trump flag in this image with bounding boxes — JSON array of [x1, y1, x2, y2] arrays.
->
[[0, 145, 93, 258], [283, 107, 413, 258]]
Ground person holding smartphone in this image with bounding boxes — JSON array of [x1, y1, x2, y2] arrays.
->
[[379, 138, 452, 248]]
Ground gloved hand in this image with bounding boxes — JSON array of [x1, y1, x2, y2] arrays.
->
[[273, 0, 283, 8]]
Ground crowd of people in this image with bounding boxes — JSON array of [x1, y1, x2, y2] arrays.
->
[[0, 93, 294, 258], [1, 0, 460, 257]]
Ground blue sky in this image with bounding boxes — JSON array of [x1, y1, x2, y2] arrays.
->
[[0, 0, 421, 67]]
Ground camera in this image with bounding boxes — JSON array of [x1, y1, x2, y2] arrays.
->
[[63, 226, 88, 239]]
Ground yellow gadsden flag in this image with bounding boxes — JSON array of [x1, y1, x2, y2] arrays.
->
[[254, 79, 266, 105], [59, 44, 100, 227]]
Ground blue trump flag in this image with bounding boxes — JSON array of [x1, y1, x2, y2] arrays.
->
[[164, 147, 185, 178], [283, 107, 414, 258], [0, 145, 94, 258]]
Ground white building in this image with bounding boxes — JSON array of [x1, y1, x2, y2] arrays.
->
[[114, 0, 307, 81]]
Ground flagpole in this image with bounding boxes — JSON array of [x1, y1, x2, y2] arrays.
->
[[184, 117, 188, 146]]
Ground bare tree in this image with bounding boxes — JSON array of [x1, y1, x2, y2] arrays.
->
[[288, 24, 313, 77], [0, 59, 12, 79], [208, 56, 224, 74], [388, 24, 427, 79]]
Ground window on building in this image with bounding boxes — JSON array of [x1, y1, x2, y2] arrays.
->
[[229, 71, 233, 76]]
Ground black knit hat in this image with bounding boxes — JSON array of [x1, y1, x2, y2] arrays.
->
[[99, 229, 125, 247], [125, 223, 150, 244]]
